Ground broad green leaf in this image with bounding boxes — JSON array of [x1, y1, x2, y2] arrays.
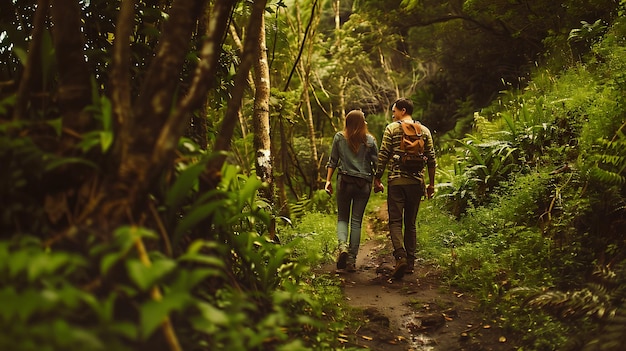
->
[[13, 47, 28, 65], [165, 159, 207, 210], [127, 258, 177, 292], [27, 253, 85, 282], [100, 252, 124, 275], [100, 131, 113, 152], [45, 157, 98, 171], [177, 253, 224, 268], [173, 201, 226, 245], [238, 176, 263, 207], [169, 268, 222, 292], [110, 321, 139, 339], [196, 301, 229, 325], [114, 226, 158, 249], [140, 292, 189, 339]]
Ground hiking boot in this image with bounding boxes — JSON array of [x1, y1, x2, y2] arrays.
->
[[336, 251, 348, 269], [406, 261, 415, 275], [346, 262, 356, 272], [391, 257, 408, 279]]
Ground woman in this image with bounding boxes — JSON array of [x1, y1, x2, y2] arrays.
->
[[325, 110, 379, 272]]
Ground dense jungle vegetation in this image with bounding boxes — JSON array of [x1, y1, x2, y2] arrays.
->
[[1, 0, 625, 350]]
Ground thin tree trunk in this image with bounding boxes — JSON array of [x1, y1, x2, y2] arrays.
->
[[252, 10, 275, 238], [275, 117, 291, 217], [333, 0, 340, 46], [204, 0, 268, 187], [338, 76, 346, 126], [13, 0, 49, 121], [301, 77, 319, 190], [110, 0, 135, 148], [298, 1, 321, 191], [332, 0, 345, 126], [229, 23, 251, 139], [50, 0, 92, 133]]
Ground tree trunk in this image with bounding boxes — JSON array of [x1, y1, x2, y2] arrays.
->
[[104, 0, 205, 225], [333, 0, 346, 126], [229, 23, 251, 143], [50, 0, 92, 134], [301, 77, 319, 191], [275, 118, 291, 218], [110, 0, 135, 143], [297, 1, 322, 192], [252, 10, 275, 238], [204, 0, 268, 188], [13, 0, 49, 122]]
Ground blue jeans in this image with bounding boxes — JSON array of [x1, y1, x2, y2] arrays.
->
[[336, 175, 372, 261], [387, 183, 423, 263]]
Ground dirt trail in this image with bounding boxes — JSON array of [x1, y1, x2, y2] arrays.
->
[[323, 203, 519, 351]]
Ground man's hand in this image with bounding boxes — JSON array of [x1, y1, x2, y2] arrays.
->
[[426, 185, 435, 199], [325, 181, 333, 195]]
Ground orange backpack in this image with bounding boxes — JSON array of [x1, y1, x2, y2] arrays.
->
[[398, 121, 427, 173]]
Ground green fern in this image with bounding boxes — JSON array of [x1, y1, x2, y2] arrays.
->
[[521, 264, 626, 351], [590, 132, 626, 185]]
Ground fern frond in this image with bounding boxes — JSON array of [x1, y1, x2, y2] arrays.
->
[[524, 263, 626, 350]]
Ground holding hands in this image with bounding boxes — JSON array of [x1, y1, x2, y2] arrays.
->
[[373, 178, 384, 193]]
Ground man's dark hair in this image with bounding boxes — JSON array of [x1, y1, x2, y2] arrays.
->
[[393, 98, 414, 115]]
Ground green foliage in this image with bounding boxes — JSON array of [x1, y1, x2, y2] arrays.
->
[[589, 133, 626, 186], [0, 165, 347, 350], [278, 212, 337, 265], [520, 263, 626, 351], [427, 16, 626, 349]]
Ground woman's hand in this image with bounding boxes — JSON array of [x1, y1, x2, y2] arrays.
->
[[373, 178, 384, 193], [325, 180, 333, 195]]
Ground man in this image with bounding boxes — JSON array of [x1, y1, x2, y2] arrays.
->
[[374, 98, 436, 279]]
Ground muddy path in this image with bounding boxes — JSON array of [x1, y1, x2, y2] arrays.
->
[[320, 203, 519, 351]]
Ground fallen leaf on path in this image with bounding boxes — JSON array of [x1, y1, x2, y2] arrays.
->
[[361, 335, 373, 341], [499, 336, 507, 343]]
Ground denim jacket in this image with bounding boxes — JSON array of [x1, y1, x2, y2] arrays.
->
[[326, 132, 378, 182]]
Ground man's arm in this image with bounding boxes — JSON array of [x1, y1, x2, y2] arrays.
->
[[426, 165, 435, 199]]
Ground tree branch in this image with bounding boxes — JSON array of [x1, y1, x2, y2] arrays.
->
[[150, 0, 236, 170], [211, 0, 268, 155]]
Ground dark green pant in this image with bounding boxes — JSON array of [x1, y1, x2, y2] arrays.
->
[[387, 183, 423, 263]]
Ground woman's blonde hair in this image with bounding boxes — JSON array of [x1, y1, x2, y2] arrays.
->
[[343, 110, 370, 154]]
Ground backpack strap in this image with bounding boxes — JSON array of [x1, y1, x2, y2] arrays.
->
[[399, 120, 422, 136]]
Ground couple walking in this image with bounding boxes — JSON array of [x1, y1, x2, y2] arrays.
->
[[324, 98, 436, 279]]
